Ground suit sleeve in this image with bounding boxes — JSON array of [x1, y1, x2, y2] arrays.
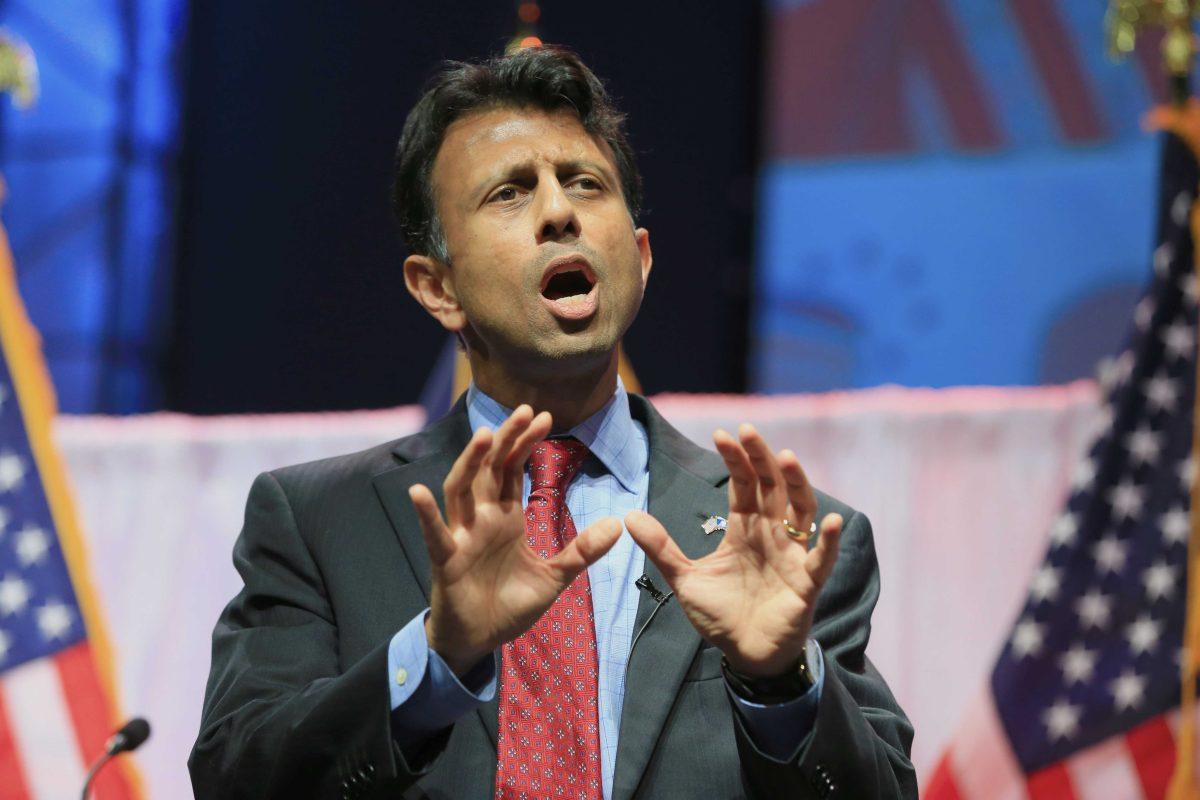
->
[[188, 471, 449, 799], [732, 509, 918, 799]]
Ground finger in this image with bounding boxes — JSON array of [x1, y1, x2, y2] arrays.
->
[[501, 411, 553, 504], [409, 484, 455, 566], [443, 427, 492, 526], [484, 405, 533, 495], [624, 510, 692, 584], [738, 424, 788, 515], [548, 517, 623, 585], [778, 449, 817, 525], [713, 429, 758, 513], [805, 513, 843, 588]]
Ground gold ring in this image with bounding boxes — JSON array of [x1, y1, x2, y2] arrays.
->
[[782, 519, 806, 539]]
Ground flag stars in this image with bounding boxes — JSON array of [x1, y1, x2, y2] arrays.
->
[[1029, 565, 1061, 603], [0, 573, 30, 616], [1050, 514, 1077, 548], [1073, 458, 1098, 491], [1011, 618, 1044, 658], [1172, 192, 1193, 226], [1076, 589, 1113, 630], [1108, 481, 1144, 521], [1126, 615, 1161, 655], [1043, 699, 1082, 742], [1059, 644, 1097, 685], [1183, 273, 1200, 307], [1154, 243, 1174, 276], [1134, 296, 1156, 330], [1090, 406, 1115, 440], [1125, 426, 1162, 466], [1162, 321, 1195, 361], [15, 525, 50, 567], [1093, 534, 1128, 574], [1110, 670, 1147, 712], [1181, 457, 1197, 491], [1144, 373, 1179, 412], [1143, 561, 1177, 601], [1099, 352, 1133, 392], [36, 600, 73, 641], [0, 450, 25, 493], [1162, 507, 1190, 545]]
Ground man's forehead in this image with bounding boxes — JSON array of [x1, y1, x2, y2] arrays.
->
[[438, 107, 610, 176]]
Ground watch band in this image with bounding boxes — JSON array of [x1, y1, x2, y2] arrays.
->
[[722, 647, 815, 704]]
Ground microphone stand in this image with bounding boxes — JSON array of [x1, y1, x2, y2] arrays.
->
[[80, 751, 114, 800]]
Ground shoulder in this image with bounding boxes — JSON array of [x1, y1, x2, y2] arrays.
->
[[631, 392, 865, 521], [263, 405, 470, 506]]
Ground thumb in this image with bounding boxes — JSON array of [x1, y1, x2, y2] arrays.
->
[[625, 510, 691, 584], [806, 512, 843, 588], [548, 517, 623, 585]]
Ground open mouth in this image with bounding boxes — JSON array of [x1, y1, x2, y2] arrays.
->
[[539, 258, 598, 320], [542, 267, 594, 301]]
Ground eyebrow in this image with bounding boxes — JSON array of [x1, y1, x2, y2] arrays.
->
[[471, 158, 617, 201]]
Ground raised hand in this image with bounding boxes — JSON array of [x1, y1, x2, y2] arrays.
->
[[625, 424, 843, 678], [408, 405, 623, 675]]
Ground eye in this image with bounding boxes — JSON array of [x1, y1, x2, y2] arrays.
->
[[489, 185, 520, 203], [572, 177, 601, 192]]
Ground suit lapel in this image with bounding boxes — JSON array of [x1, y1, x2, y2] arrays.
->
[[370, 403, 502, 747], [612, 398, 729, 800]]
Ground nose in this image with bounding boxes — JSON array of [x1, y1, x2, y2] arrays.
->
[[536, 178, 580, 243]]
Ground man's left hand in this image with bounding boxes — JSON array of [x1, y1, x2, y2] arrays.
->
[[625, 424, 843, 679]]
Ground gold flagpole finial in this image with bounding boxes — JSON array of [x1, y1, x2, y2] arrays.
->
[[0, 30, 37, 110], [1107, 0, 1200, 103]]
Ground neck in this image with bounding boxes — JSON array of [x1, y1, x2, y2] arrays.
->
[[470, 351, 619, 431]]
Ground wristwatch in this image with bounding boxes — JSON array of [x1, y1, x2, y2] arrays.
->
[[722, 641, 817, 704]]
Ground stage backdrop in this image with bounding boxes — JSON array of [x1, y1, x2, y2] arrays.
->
[[57, 384, 1099, 797], [756, 0, 1169, 392], [0, 0, 185, 413]]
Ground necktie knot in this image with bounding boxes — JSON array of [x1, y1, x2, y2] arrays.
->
[[527, 438, 589, 495]]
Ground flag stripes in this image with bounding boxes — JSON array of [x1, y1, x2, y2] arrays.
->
[[929, 699, 1188, 799], [0, 689, 32, 800], [3, 655, 89, 798]]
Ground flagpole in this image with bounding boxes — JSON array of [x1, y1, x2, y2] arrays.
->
[[1168, 191, 1200, 797], [1108, 3, 1200, 794]]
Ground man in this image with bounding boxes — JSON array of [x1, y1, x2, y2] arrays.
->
[[189, 46, 915, 799]]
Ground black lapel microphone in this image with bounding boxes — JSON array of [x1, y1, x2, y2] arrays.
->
[[634, 574, 671, 604], [81, 717, 151, 800], [626, 575, 675, 681]]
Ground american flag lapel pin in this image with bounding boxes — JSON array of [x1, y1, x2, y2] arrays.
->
[[701, 515, 727, 535]]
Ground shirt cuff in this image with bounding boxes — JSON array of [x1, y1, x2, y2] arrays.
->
[[387, 609, 498, 747], [724, 638, 825, 762]]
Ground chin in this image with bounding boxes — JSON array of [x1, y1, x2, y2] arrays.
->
[[533, 331, 619, 372]]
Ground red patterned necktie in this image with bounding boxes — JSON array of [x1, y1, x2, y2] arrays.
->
[[495, 437, 602, 800]]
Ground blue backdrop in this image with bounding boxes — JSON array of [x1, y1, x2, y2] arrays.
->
[[754, 0, 1169, 392], [0, 0, 184, 413]]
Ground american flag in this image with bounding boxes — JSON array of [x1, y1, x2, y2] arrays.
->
[[926, 131, 1200, 799], [0, 220, 141, 798]]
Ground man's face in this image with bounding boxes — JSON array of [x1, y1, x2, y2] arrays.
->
[[425, 106, 651, 377]]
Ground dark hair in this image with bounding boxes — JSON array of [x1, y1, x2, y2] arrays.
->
[[392, 46, 642, 261]]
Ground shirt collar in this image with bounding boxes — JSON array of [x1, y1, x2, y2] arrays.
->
[[465, 377, 645, 493]]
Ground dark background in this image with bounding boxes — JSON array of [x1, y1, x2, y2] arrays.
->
[[169, 2, 762, 413]]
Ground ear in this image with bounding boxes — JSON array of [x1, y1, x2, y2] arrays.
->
[[403, 254, 467, 332], [635, 227, 653, 288]]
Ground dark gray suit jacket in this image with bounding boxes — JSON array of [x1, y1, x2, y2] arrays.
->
[[189, 395, 916, 799]]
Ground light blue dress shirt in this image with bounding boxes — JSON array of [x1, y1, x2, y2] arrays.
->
[[387, 381, 823, 798]]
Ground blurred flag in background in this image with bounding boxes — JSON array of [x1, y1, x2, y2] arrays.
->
[[926, 123, 1199, 800], [0, 199, 142, 797]]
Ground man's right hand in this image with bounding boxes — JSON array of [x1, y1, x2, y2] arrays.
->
[[408, 405, 623, 676]]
